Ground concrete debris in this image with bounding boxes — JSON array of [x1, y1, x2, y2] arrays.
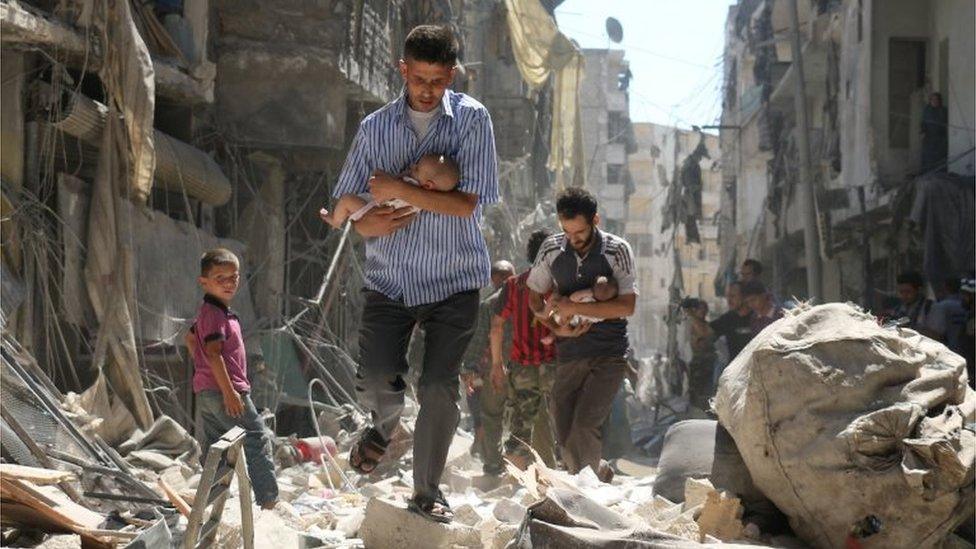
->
[[696, 490, 745, 542], [33, 535, 82, 549], [683, 477, 714, 511], [359, 497, 481, 549], [491, 498, 526, 524]]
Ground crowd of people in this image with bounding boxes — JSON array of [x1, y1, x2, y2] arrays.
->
[[679, 261, 976, 412]]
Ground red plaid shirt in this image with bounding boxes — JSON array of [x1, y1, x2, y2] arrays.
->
[[498, 272, 555, 365]]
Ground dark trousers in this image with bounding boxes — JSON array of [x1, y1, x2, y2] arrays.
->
[[197, 390, 279, 506], [550, 356, 627, 475], [356, 289, 479, 498]]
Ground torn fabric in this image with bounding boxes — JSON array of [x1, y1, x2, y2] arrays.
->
[[503, 0, 584, 188]]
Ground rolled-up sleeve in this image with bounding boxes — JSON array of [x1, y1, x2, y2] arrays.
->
[[333, 124, 372, 198], [527, 253, 555, 294], [455, 109, 500, 205]]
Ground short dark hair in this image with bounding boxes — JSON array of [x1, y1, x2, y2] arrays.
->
[[556, 187, 598, 223], [200, 248, 239, 276], [740, 280, 767, 297], [742, 259, 763, 276], [404, 25, 459, 66], [897, 271, 925, 288], [527, 229, 553, 263]]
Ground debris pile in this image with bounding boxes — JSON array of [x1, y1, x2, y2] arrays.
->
[[715, 302, 976, 548]]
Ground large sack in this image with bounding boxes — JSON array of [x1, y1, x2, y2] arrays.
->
[[654, 420, 788, 533], [714, 302, 976, 548]]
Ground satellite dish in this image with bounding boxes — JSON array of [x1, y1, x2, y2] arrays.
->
[[605, 17, 623, 43]]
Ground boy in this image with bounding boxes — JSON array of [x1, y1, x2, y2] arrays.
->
[[320, 153, 460, 228], [185, 248, 279, 509]]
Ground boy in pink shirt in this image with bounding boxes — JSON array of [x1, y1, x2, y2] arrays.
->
[[186, 248, 278, 509]]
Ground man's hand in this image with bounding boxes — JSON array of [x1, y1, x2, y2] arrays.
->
[[461, 372, 478, 396], [550, 321, 592, 338], [223, 390, 245, 418], [545, 294, 576, 323], [368, 171, 409, 203], [352, 205, 417, 238], [490, 362, 507, 392]]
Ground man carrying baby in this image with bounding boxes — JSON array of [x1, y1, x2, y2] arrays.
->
[[526, 187, 637, 482], [327, 24, 498, 523]]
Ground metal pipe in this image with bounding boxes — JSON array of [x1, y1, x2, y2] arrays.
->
[[788, 0, 823, 302]]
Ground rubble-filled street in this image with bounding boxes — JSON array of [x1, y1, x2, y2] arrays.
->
[[0, 0, 974, 548]]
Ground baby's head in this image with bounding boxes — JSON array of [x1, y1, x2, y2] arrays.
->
[[592, 276, 619, 302], [411, 153, 460, 191]]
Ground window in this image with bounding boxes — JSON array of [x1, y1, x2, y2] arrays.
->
[[607, 164, 623, 184], [698, 247, 706, 261], [608, 112, 627, 144], [887, 39, 926, 149]]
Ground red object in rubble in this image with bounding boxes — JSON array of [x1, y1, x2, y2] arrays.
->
[[292, 436, 338, 464]]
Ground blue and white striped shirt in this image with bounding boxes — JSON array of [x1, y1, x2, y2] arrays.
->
[[333, 89, 500, 306]]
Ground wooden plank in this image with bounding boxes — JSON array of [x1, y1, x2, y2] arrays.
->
[[0, 464, 76, 485], [0, 479, 104, 529], [157, 478, 191, 517], [234, 444, 254, 549]]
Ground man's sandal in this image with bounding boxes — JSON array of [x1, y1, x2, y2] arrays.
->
[[407, 491, 454, 524], [348, 428, 387, 475]]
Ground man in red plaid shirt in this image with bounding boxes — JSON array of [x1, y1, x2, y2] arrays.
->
[[487, 229, 562, 468]]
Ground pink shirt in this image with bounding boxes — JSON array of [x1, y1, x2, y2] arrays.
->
[[191, 294, 249, 393]]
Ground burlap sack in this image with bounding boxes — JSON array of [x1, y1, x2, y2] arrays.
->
[[714, 303, 975, 548]]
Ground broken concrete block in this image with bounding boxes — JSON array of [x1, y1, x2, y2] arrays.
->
[[471, 474, 505, 493], [452, 503, 483, 527], [696, 490, 745, 542], [359, 476, 400, 499], [445, 467, 473, 493], [35, 535, 82, 549], [483, 483, 518, 500], [335, 508, 365, 538], [682, 477, 714, 510], [492, 498, 526, 524], [490, 524, 518, 549], [359, 497, 481, 549]]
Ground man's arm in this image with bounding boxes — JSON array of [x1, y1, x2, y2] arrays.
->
[[203, 340, 244, 417], [369, 172, 478, 217], [350, 205, 418, 238], [553, 293, 637, 320], [489, 314, 508, 390]]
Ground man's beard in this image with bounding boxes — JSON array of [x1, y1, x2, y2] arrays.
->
[[571, 228, 595, 252]]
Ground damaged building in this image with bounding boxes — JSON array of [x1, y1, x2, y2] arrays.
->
[[0, 0, 587, 545], [718, 0, 976, 304], [625, 124, 723, 360]]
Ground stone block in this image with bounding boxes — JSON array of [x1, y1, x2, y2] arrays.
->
[[452, 503, 484, 527], [471, 474, 505, 493], [35, 535, 81, 549], [359, 497, 481, 549], [683, 477, 714, 511], [492, 498, 526, 524], [695, 490, 744, 542]]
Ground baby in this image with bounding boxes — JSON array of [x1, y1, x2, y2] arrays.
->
[[542, 276, 618, 344], [320, 153, 460, 228]]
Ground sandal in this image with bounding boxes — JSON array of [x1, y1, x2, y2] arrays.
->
[[348, 428, 388, 475], [407, 491, 454, 524]]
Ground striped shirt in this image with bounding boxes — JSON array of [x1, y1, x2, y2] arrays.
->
[[333, 90, 500, 306], [527, 229, 637, 360], [498, 271, 555, 366]]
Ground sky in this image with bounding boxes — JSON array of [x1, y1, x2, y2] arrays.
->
[[555, 0, 737, 130]]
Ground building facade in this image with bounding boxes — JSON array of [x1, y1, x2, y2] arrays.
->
[[626, 124, 723, 358], [581, 48, 636, 235], [719, 0, 975, 306]]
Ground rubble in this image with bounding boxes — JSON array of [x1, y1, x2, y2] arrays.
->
[[696, 490, 746, 542], [359, 497, 481, 549]]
